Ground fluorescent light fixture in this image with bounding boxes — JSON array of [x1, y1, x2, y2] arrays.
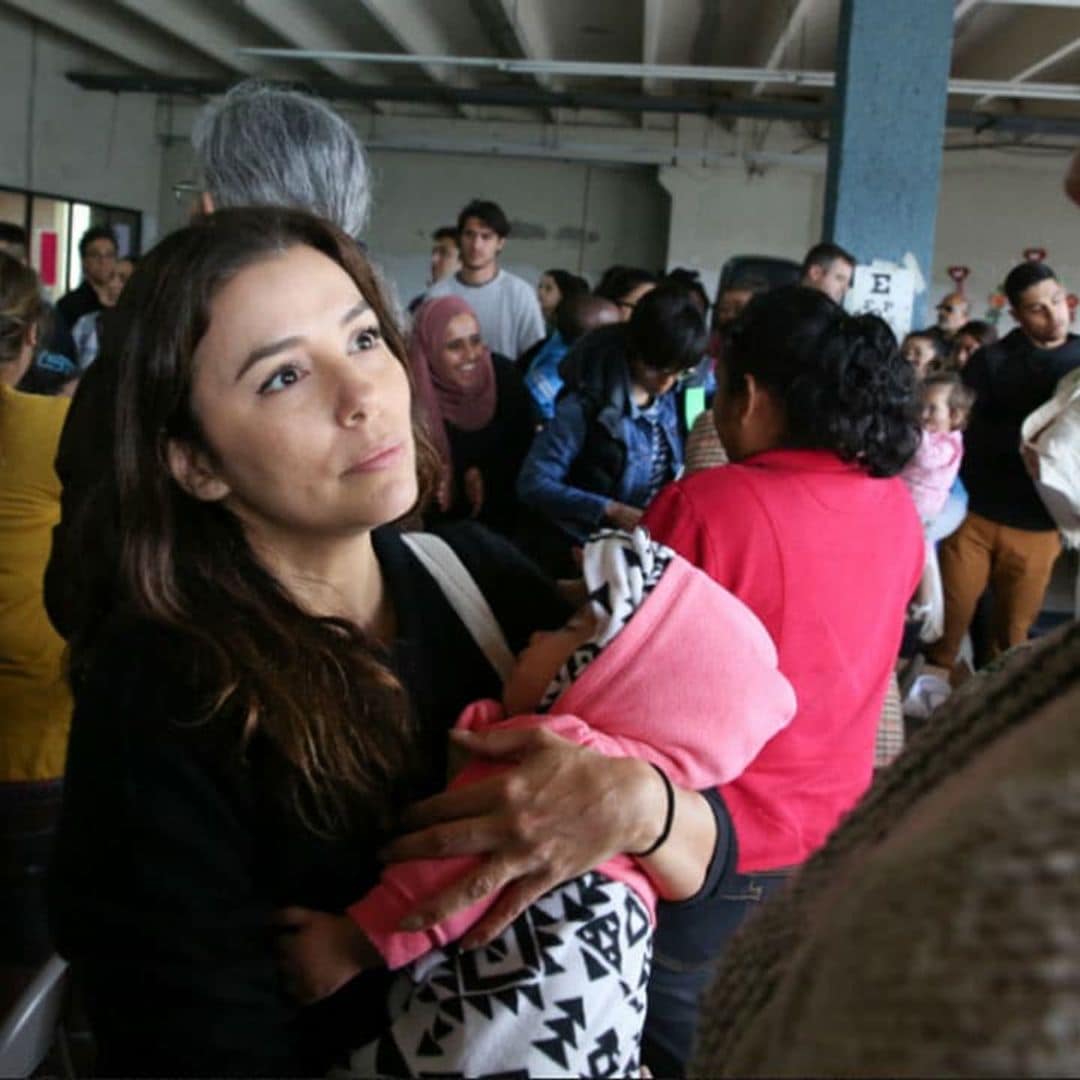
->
[[235, 48, 1080, 101], [236, 48, 836, 88]]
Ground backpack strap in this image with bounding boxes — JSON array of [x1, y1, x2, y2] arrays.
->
[[400, 532, 516, 684]]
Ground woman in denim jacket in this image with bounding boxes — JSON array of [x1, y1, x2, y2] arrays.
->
[[516, 286, 705, 568]]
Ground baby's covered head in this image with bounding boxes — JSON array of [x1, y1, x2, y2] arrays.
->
[[501, 528, 673, 715], [500, 526, 796, 788]]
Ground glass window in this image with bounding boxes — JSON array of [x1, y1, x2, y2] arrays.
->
[[30, 197, 74, 303], [1, 185, 141, 303]]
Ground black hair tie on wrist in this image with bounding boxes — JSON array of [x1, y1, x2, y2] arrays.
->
[[632, 763, 676, 858]]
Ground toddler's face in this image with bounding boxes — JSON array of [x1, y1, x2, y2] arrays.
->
[[921, 385, 954, 433], [502, 606, 600, 715]]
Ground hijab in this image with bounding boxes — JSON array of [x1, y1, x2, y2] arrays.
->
[[408, 296, 497, 439]]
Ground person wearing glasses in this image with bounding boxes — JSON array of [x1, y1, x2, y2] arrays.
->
[[517, 286, 705, 574], [56, 225, 118, 332], [926, 290, 971, 352], [936, 291, 970, 337], [595, 265, 658, 321]]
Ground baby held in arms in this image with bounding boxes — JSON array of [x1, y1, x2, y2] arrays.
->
[[277, 528, 796, 1078], [901, 371, 975, 528]]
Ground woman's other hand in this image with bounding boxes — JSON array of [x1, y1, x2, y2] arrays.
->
[[463, 466, 485, 518], [604, 501, 644, 531], [382, 727, 666, 948], [274, 907, 379, 1005]]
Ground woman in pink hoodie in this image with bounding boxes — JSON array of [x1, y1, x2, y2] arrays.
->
[[277, 527, 796, 1078]]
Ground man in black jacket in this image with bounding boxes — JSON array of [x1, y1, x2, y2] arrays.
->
[[56, 225, 117, 331], [928, 261, 1080, 670]]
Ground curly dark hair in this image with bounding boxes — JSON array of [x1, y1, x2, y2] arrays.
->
[[725, 286, 920, 477]]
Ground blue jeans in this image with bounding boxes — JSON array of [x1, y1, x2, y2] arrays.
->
[[641, 867, 793, 1077], [927, 481, 968, 545]]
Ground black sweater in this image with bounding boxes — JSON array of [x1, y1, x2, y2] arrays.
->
[[50, 521, 734, 1077], [961, 329, 1080, 530], [49, 523, 570, 1076]]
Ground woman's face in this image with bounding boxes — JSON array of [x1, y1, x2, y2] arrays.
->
[[176, 244, 417, 548], [628, 357, 680, 401], [712, 357, 782, 462], [616, 281, 655, 322], [439, 313, 486, 390], [537, 274, 562, 321], [901, 335, 937, 377], [951, 332, 979, 369]]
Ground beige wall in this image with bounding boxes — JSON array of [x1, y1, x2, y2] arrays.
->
[[656, 118, 1077, 328], [0, 7, 162, 237], [362, 149, 669, 303]]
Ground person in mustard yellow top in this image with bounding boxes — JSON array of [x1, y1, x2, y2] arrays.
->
[[0, 251, 72, 997]]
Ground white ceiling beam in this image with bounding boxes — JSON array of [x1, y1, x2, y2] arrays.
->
[[974, 33, 1080, 104], [3, 0, 222, 75], [352, 0, 482, 118], [643, 0, 666, 95], [484, 0, 561, 122], [110, 0, 283, 79], [240, 0, 383, 109], [752, 0, 819, 95], [492, 0, 559, 86]]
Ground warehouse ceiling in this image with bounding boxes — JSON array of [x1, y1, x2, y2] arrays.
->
[[4, 0, 1080, 136]]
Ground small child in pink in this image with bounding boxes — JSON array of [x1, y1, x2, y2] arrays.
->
[[901, 371, 975, 526], [278, 527, 795, 1078]]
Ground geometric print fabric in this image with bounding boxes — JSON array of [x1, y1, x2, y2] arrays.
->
[[337, 871, 653, 1077]]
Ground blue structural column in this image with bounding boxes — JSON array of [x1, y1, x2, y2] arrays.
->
[[824, 0, 954, 327]]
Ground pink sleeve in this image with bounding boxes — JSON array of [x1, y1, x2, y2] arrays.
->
[[345, 753, 506, 970], [915, 430, 963, 471], [347, 711, 593, 971]]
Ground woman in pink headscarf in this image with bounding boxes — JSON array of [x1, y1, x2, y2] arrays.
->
[[409, 296, 534, 537]]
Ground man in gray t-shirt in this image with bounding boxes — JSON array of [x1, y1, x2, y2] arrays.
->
[[425, 199, 545, 361]]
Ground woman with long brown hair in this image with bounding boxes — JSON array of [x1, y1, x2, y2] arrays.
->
[[49, 208, 722, 1076]]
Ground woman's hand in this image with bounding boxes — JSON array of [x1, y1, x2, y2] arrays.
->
[[381, 727, 667, 948], [274, 907, 379, 1005], [463, 466, 485, 518], [604, 501, 644, 531]]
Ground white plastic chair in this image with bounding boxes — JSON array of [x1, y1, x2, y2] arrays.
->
[[0, 955, 74, 1078]]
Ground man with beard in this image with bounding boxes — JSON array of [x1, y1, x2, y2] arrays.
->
[[928, 261, 1080, 672]]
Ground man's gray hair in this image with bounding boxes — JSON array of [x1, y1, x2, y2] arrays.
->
[[192, 81, 370, 238]]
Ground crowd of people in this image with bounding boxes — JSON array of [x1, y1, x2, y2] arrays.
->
[[0, 79, 1078, 1078]]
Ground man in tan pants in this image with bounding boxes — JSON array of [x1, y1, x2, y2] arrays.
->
[[928, 260, 1078, 670]]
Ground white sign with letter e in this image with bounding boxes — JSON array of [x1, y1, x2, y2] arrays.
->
[[845, 261, 917, 341]]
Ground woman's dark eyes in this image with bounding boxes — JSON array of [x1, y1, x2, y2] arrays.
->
[[259, 366, 304, 394], [351, 325, 383, 350], [257, 325, 383, 394]]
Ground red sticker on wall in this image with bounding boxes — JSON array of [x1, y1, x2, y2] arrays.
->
[[38, 230, 58, 286]]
